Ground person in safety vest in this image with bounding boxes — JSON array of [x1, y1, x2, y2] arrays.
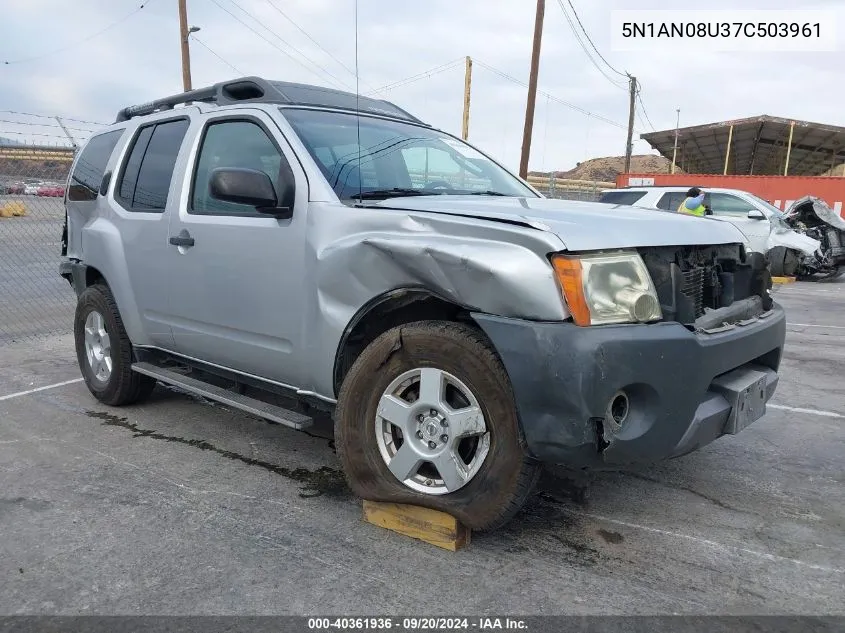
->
[[678, 187, 707, 217]]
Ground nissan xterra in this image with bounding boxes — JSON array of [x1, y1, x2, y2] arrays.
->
[[60, 77, 786, 530]]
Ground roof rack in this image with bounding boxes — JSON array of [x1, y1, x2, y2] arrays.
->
[[115, 76, 427, 125]]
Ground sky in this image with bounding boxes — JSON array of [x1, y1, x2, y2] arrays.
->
[[2, 0, 844, 173]]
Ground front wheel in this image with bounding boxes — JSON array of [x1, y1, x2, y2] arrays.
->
[[74, 284, 155, 406], [334, 321, 540, 531]]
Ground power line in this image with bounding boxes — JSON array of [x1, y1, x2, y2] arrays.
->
[[3, 1, 154, 65], [563, 0, 627, 78], [210, 0, 352, 90], [554, 0, 626, 90], [474, 60, 630, 131], [367, 58, 465, 95], [264, 1, 365, 86], [192, 36, 245, 75], [635, 85, 657, 131]]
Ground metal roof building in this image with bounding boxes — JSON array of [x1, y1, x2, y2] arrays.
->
[[640, 115, 845, 177]]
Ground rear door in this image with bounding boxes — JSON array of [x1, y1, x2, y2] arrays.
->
[[108, 117, 192, 348], [656, 191, 687, 211], [162, 109, 308, 385]]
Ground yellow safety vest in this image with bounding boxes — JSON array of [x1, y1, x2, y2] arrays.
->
[[678, 198, 706, 217]]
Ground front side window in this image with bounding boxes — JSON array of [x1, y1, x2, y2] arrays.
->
[[281, 108, 536, 201], [190, 120, 284, 216], [117, 118, 189, 211], [708, 193, 756, 215]]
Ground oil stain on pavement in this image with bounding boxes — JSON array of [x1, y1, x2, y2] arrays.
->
[[85, 410, 349, 499]]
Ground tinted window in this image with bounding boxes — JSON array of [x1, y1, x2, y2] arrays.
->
[[118, 119, 189, 211], [599, 190, 647, 205], [67, 130, 124, 201], [708, 193, 756, 215], [191, 120, 283, 216], [657, 192, 687, 211], [118, 125, 154, 204]]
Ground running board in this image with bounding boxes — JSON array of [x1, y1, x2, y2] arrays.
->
[[131, 362, 313, 430]]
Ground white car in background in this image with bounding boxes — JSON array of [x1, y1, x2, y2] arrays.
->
[[599, 186, 821, 277]]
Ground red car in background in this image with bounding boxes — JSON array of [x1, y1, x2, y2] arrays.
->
[[36, 184, 65, 197]]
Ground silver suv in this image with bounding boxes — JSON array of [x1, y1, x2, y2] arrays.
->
[[60, 77, 786, 530]]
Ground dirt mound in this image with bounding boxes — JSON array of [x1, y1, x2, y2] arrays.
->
[[532, 154, 682, 182]]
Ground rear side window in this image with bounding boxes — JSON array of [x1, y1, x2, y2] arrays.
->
[[656, 192, 687, 211], [67, 130, 124, 202], [599, 190, 647, 205], [117, 118, 190, 211]]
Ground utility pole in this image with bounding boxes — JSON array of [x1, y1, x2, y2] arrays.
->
[[178, 0, 193, 92], [461, 56, 473, 140], [519, 0, 545, 179], [623, 74, 636, 174], [670, 108, 680, 174]]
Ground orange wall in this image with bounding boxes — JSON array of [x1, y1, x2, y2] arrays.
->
[[615, 173, 845, 218]]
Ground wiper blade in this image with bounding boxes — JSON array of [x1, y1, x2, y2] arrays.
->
[[350, 188, 436, 200], [464, 190, 511, 196]]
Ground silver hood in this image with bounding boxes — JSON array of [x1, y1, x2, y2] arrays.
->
[[372, 196, 747, 251]]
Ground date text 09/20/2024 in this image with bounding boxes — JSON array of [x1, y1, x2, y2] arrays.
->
[[307, 617, 528, 630]]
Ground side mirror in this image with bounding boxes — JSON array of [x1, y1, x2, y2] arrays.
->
[[747, 209, 765, 220], [209, 167, 293, 219]]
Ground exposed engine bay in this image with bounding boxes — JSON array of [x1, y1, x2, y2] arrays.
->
[[639, 244, 773, 332], [784, 196, 845, 280]]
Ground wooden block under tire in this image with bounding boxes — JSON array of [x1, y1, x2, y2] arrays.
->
[[772, 276, 796, 284], [362, 500, 471, 551]]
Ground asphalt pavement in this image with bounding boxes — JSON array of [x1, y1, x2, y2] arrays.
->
[[0, 281, 843, 615]]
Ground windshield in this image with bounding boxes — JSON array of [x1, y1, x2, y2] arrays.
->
[[281, 108, 537, 201]]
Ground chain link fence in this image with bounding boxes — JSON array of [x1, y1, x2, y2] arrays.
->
[[0, 142, 77, 345]]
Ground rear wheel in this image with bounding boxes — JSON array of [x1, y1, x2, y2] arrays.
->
[[335, 321, 540, 531], [74, 284, 155, 406]]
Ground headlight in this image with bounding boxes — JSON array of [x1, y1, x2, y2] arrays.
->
[[551, 251, 662, 326]]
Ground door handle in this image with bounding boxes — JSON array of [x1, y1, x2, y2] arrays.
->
[[169, 233, 195, 247]]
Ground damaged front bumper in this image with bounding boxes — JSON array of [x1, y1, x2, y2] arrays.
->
[[472, 304, 786, 468]]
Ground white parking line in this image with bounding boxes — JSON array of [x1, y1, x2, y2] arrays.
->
[[768, 404, 843, 419], [789, 323, 845, 329], [566, 509, 844, 575], [0, 378, 84, 402]]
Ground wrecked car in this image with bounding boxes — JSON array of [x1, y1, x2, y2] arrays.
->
[[60, 77, 786, 531], [783, 195, 845, 280], [599, 186, 822, 277]]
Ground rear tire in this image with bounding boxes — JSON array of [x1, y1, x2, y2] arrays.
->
[[334, 320, 540, 531], [74, 284, 155, 406]]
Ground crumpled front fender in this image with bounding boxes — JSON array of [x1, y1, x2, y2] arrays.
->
[[767, 227, 820, 258]]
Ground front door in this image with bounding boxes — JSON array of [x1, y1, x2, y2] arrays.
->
[[706, 192, 771, 250], [164, 110, 308, 386]]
